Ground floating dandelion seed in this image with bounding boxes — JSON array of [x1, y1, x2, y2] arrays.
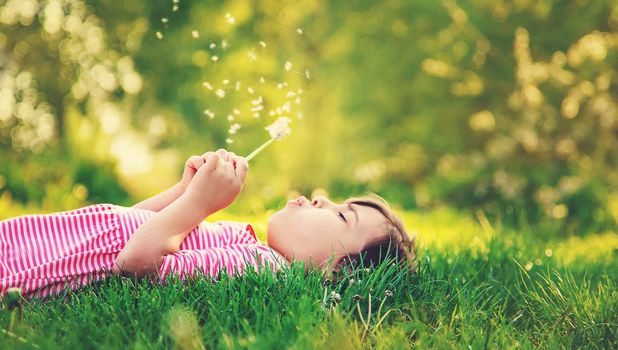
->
[[294, 97, 301, 104], [235, 81, 241, 91], [228, 123, 241, 134], [215, 89, 225, 98], [276, 83, 284, 89], [227, 114, 234, 121], [222, 79, 229, 85], [221, 39, 229, 49], [226, 138, 234, 144], [211, 55, 219, 62], [161, 17, 169, 24], [202, 82, 213, 90], [284, 61, 293, 71], [203, 110, 215, 119], [247, 87, 255, 94], [296, 28, 303, 35], [191, 30, 199, 38], [225, 13, 235, 24], [233, 108, 241, 115], [156, 31, 164, 39], [248, 50, 257, 61], [246, 117, 292, 162], [251, 96, 263, 105], [304, 70, 311, 79], [173, 5, 179, 11], [209, 42, 216, 49], [286, 91, 296, 98], [259, 41, 266, 48]]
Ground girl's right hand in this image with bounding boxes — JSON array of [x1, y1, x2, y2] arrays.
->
[[183, 150, 249, 214]]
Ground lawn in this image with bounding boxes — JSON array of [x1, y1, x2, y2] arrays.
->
[[0, 207, 616, 349]]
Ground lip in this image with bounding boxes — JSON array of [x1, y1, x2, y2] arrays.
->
[[287, 195, 309, 207]]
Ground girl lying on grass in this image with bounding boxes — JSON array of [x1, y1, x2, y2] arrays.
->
[[0, 149, 416, 299]]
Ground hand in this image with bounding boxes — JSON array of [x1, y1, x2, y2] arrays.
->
[[180, 149, 242, 192], [182, 149, 249, 214]]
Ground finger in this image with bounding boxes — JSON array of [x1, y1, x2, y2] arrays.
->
[[186, 155, 202, 170], [203, 153, 220, 172], [227, 152, 237, 169], [215, 148, 229, 161], [234, 156, 249, 184]]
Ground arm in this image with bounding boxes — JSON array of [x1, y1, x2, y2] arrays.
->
[[113, 193, 214, 278], [113, 150, 249, 279], [131, 181, 185, 212]]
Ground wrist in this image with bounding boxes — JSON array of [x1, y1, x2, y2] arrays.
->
[[178, 191, 217, 218]]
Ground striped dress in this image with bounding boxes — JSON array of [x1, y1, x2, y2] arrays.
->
[[0, 203, 286, 299]]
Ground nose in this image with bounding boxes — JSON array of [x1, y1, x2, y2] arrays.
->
[[311, 195, 334, 208]]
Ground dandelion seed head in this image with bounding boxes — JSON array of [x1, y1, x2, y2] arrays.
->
[[211, 55, 219, 62], [227, 114, 234, 121], [209, 43, 216, 49], [156, 31, 164, 39], [191, 30, 199, 38], [215, 89, 225, 98], [284, 61, 293, 71], [524, 262, 533, 271], [545, 249, 553, 257], [225, 138, 234, 144], [172, 5, 179, 11], [265, 116, 292, 140]]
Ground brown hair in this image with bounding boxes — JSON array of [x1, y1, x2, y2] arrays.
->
[[336, 193, 416, 276]]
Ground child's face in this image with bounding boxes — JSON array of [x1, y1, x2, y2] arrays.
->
[[267, 194, 387, 271]]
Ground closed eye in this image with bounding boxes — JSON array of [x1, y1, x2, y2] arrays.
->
[[338, 212, 347, 223]]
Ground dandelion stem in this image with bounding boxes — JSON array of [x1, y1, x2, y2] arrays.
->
[[246, 138, 275, 162]]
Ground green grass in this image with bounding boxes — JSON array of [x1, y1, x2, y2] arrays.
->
[[1, 208, 616, 349]]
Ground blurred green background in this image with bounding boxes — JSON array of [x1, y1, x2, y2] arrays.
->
[[0, 0, 617, 235]]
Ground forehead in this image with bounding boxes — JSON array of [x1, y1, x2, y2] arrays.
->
[[349, 202, 387, 228]]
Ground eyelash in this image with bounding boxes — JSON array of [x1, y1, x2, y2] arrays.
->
[[338, 212, 347, 223]]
